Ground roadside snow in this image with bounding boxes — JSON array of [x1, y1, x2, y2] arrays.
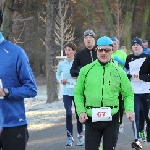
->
[[25, 85, 71, 132]]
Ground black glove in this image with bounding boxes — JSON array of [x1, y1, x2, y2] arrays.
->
[[127, 74, 132, 80]]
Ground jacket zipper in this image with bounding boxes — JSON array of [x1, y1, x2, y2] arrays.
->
[[90, 51, 93, 62], [109, 72, 111, 85], [101, 66, 105, 107]]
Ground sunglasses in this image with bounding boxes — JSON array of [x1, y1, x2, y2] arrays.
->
[[96, 47, 112, 53]]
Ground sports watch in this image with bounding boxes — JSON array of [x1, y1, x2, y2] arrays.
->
[[3, 88, 9, 97]]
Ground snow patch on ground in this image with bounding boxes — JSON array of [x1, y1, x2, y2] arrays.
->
[[25, 85, 68, 132]]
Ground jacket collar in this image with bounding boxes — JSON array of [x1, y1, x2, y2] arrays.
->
[[64, 58, 74, 63], [98, 59, 111, 66], [85, 46, 96, 51]]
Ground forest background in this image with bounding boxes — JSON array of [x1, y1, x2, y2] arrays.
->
[[0, 0, 150, 103]]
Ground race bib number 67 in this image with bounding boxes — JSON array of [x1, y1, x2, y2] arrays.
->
[[92, 107, 112, 122]]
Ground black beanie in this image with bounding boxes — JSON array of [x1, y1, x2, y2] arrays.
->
[[0, 9, 3, 27], [132, 37, 142, 47]]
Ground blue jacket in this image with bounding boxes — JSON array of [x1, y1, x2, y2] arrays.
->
[[0, 37, 37, 127], [56, 59, 74, 96], [143, 48, 150, 55]]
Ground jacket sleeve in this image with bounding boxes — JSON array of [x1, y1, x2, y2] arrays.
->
[[7, 49, 37, 100], [124, 56, 129, 70], [139, 56, 150, 82], [56, 62, 62, 83], [70, 53, 81, 77], [124, 56, 132, 80], [74, 68, 86, 115], [120, 70, 134, 113], [139, 74, 150, 82]]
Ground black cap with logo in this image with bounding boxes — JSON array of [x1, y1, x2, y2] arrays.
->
[[132, 37, 143, 47], [83, 29, 95, 38]]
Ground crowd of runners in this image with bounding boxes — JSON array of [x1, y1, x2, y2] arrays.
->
[[56, 29, 150, 150]]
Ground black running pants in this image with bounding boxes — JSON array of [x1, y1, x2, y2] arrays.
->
[[85, 112, 119, 150], [0, 125, 29, 150]]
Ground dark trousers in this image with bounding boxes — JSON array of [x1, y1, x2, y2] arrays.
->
[[132, 93, 150, 139], [0, 138, 2, 150], [0, 124, 29, 150], [85, 112, 119, 150], [139, 103, 145, 132], [63, 95, 82, 137]]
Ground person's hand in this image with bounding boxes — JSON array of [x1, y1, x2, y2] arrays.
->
[[79, 112, 88, 123], [126, 111, 134, 122], [61, 79, 67, 85], [0, 87, 5, 97]]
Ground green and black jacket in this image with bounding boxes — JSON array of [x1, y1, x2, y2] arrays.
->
[[74, 59, 134, 117]]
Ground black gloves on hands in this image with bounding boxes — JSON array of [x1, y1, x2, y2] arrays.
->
[[127, 74, 132, 80]]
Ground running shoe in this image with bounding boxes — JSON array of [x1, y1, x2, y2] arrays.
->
[[131, 139, 142, 149], [140, 131, 146, 142], [77, 135, 84, 146], [66, 137, 74, 146], [119, 123, 124, 133]]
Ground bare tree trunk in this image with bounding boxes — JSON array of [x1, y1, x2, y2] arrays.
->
[[141, 0, 150, 39], [111, 0, 124, 42], [3, 0, 15, 39], [0, 0, 6, 10], [45, 0, 59, 103], [33, 1, 41, 77], [123, 0, 136, 53], [60, 0, 64, 56], [100, 0, 115, 37], [55, 0, 75, 56]]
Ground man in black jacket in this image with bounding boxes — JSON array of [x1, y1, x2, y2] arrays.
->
[[70, 29, 97, 77]]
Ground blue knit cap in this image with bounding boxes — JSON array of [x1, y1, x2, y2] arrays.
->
[[132, 37, 142, 46], [97, 36, 113, 46], [111, 37, 119, 43]]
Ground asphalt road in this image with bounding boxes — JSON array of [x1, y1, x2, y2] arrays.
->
[[26, 115, 150, 150]]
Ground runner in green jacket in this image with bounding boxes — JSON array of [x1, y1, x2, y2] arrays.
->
[[74, 36, 134, 150]]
